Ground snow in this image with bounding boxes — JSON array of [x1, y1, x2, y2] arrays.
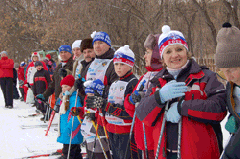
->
[[0, 87, 231, 158]]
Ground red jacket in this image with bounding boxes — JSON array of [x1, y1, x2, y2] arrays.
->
[[0, 57, 14, 78], [17, 66, 25, 81]]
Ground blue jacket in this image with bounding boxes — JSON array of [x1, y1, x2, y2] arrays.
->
[[57, 91, 83, 144]]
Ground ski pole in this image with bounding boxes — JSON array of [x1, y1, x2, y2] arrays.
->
[[143, 123, 149, 159], [155, 101, 170, 159], [44, 106, 49, 123], [177, 117, 182, 159], [219, 134, 233, 159], [45, 111, 55, 136], [90, 121, 99, 159]]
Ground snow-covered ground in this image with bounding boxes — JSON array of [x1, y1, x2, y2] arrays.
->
[[0, 87, 230, 159]]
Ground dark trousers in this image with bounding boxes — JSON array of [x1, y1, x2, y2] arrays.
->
[[19, 87, 24, 98], [167, 152, 177, 159], [13, 83, 20, 99], [62, 144, 83, 159], [87, 149, 111, 159], [0, 78, 13, 106]]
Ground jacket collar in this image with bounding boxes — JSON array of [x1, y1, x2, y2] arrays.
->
[[96, 48, 115, 59]]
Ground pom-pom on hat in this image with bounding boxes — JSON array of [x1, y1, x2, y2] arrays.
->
[[158, 25, 188, 59], [59, 45, 72, 54], [84, 79, 104, 96], [35, 61, 43, 67], [113, 45, 135, 68], [20, 61, 25, 67], [60, 75, 75, 87], [72, 40, 82, 49], [215, 22, 240, 68], [91, 31, 111, 46], [46, 54, 51, 60]]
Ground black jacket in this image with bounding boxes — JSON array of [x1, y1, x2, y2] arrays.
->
[[32, 68, 51, 95]]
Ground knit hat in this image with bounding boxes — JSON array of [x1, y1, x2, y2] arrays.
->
[[31, 52, 40, 60], [35, 61, 43, 67], [158, 25, 188, 59], [215, 22, 240, 68], [91, 31, 111, 46], [80, 38, 93, 52], [46, 54, 51, 60], [20, 61, 25, 67], [60, 75, 75, 87], [0, 51, 7, 56], [144, 34, 162, 69], [14, 63, 19, 68], [84, 79, 104, 96], [72, 40, 82, 49], [113, 45, 135, 68], [58, 45, 72, 54]]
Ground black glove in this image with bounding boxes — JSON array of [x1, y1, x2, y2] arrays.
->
[[84, 113, 96, 121], [58, 68, 67, 78], [74, 78, 84, 90], [71, 107, 81, 116], [129, 90, 145, 105], [54, 105, 60, 113], [27, 83, 31, 88], [86, 96, 106, 109]]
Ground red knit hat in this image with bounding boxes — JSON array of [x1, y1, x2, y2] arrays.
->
[[60, 75, 75, 87], [46, 54, 51, 60]]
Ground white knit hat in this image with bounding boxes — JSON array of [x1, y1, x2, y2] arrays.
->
[[113, 45, 135, 68], [158, 25, 188, 58], [72, 40, 82, 49], [31, 52, 40, 60]]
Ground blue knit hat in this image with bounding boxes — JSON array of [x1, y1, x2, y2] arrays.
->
[[20, 61, 25, 67], [58, 45, 72, 54], [84, 79, 104, 96], [91, 31, 111, 46]]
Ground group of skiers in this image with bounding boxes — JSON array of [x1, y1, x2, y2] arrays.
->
[[1, 22, 240, 159]]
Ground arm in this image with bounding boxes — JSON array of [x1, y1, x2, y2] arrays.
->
[[42, 72, 55, 99], [45, 71, 52, 84]]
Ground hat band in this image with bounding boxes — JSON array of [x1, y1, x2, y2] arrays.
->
[[113, 58, 134, 67]]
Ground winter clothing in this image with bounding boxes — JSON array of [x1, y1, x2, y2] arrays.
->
[[215, 22, 240, 68], [158, 25, 188, 59], [60, 75, 75, 87], [45, 54, 51, 60], [32, 68, 51, 95], [35, 61, 43, 67], [47, 59, 56, 75], [113, 45, 135, 68], [13, 68, 20, 99], [26, 61, 48, 85], [72, 40, 82, 49], [84, 79, 104, 95], [20, 61, 25, 67], [59, 45, 72, 54], [72, 56, 84, 79], [80, 38, 93, 52], [136, 59, 227, 159], [14, 63, 19, 68], [61, 144, 82, 159], [0, 56, 14, 78], [91, 31, 111, 46]]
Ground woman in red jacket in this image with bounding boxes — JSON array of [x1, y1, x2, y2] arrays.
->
[[135, 25, 227, 159], [0, 51, 14, 108]]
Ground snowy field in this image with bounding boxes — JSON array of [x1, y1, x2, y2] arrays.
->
[[0, 87, 230, 159]]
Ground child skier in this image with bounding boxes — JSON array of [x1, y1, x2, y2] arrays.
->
[[86, 45, 139, 159], [18, 61, 26, 101], [57, 75, 83, 159], [32, 61, 51, 120]]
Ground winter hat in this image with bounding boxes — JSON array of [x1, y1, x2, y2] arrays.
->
[[14, 63, 19, 68], [35, 61, 43, 67], [144, 34, 162, 69], [58, 45, 72, 54], [215, 22, 240, 68], [60, 75, 75, 87], [0, 51, 7, 56], [72, 40, 82, 49], [84, 79, 104, 96], [113, 45, 135, 68], [80, 38, 93, 52], [91, 31, 111, 46], [31, 52, 40, 60], [158, 25, 188, 59], [20, 61, 25, 67], [46, 54, 51, 60]]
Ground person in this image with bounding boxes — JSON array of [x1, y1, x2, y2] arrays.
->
[[45, 54, 56, 75], [57, 75, 83, 159], [89, 45, 138, 159], [13, 63, 20, 99], [0, 51, 14, 108], [32, 61, 51, 120], [72, 40, 83, 79], [36, 45, 74, 106], [135, 25, 227, 159], [124, 34, 162, 159], [18, 61, 26, 101], [215, 22, 240, 159]]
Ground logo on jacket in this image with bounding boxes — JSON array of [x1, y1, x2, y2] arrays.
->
[[102, 62, 107, 67], [120, 86, 124, 91]]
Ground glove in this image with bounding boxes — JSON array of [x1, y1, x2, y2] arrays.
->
[[54, 105, 60, 113], [27, 83, 31, 88], [225, 115, 239, 134], [159, 80, 187, 103], [74, 77, 86, 90], [59, 68, 67, 78], [71, 107, 82, 116], [36, 94, 45, 101], [129, 90, 145, 105], [84, 113, 96, 121], [63, 91, 70, 96], [166, 102, 181, 123], [86, 96, 106, 109]]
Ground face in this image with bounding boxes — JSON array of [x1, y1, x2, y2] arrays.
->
[[114, 63, 132, 77], [144, 48, 153, 67], [83, 48, 96, 62], [62, 85, 72, 93], [93, 41, 110, 56], [60, 51, 72, 61], [87, 93, 94, 96], [36, 66, 43, 71], [220, 67, 240, 85], [162, 45, 188, 69], [1, 53, 7, 57], [32, 56, 39, 62], [72, 47, 82, 58]]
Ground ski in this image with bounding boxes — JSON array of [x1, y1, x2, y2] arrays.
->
[[20, 149, 62, 159], [20, 123, 58, 129], [18, 113, 42, 118]]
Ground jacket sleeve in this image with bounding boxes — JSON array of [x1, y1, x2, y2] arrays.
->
[[180, 71, 227, 124], [45, 71, 52, 85], [43, 71, 56, 99], [32, 74, 37, 95]]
